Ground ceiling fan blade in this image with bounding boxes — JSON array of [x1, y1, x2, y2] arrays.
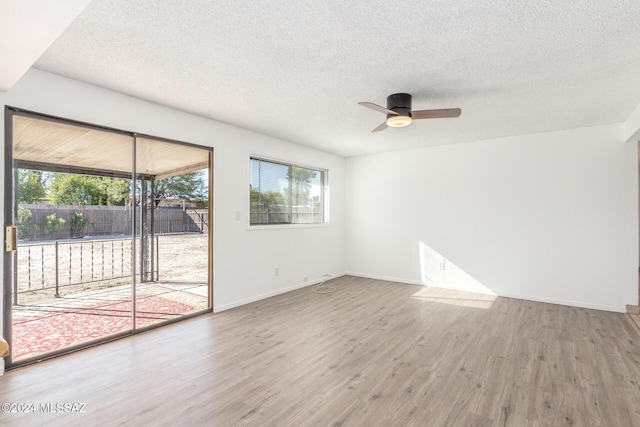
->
[[358, 102, 398, 116], [371, 121, 388, 132], [411, 108, 462, 119]]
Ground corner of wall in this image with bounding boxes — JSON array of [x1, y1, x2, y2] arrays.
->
[[344, 125, 637, 312], [625, 101, 640, 143]]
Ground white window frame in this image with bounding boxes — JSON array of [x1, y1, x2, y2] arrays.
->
[[249, 156, 328, 227]]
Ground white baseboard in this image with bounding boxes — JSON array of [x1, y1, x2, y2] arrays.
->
[[213, 271, 627, 314], [346, 271, 626, 313], [497, 291, 626, 313], [345, 271, 424, 286], [0, 359, 4, 375], [214, 272, 347, 313]]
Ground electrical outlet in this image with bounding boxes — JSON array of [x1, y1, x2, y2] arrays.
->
[[304, 276, 308, 282], [274, 267, 279, 276], [439, 259, 446, 270]]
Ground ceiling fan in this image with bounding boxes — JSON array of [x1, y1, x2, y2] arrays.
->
[[358, 93, 461, 132]]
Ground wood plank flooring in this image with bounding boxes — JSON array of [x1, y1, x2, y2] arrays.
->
[[1, 275, 640, 426]]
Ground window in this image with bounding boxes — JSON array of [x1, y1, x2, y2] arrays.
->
[[250, 157, 326, 225]]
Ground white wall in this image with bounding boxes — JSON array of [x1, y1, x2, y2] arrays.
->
[[1, 70, 637, 372], [346, 124, 638, 312], [0, 69, 346, 321], [626, 101, 640, 143]]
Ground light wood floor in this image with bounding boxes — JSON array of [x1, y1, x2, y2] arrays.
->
[[1, 276, 640, 426]]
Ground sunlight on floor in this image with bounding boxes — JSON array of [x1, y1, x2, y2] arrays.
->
[[417, 240, 496, 308], [411, 287, 497, 309]]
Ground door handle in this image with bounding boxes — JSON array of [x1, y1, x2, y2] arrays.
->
[[5, 226, 17, 252]]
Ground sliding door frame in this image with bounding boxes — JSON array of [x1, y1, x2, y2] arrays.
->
[[3, 107, 14, 366], [3, 106, 213, 368]]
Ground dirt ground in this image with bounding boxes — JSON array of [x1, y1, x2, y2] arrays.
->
[[14, 233, 209, 304]]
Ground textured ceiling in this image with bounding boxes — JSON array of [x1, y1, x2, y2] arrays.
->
[[33, 0, 640, 157]]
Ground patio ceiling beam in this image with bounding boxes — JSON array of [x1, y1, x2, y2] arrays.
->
[[15, 160, 155, 181]]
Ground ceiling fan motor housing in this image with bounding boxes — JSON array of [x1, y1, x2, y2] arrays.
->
[[387, 93, 412, 118]]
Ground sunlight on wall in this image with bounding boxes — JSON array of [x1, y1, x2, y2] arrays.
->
[[418, 240, 496, 296]]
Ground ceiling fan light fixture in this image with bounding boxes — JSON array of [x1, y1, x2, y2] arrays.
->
[[359, 93, 460, 132], [386, 115, 412, 128]]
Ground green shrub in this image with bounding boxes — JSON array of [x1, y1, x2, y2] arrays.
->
[[43, 213, 65, 237], [16, 207, 33, 239], [69, 212, 88, 237]]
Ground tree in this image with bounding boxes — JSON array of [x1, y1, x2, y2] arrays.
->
[[49, 174, 130, 206], [287, 167, 317, 206], [154, 171, 207, 206], [45, 171, 206, 207], [250, 187, 284, 210], [98, 178, 130, 206], [250, 186, 287, 223], [69, 185, 94, 205], [17, 169, 46, 203]]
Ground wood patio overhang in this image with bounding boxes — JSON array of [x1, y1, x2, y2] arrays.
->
[[12, 113, 209, 180]]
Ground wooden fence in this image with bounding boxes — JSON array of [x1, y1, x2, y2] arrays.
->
[[18, 204, 208, 240]]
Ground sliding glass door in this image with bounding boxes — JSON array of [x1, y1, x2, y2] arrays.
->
[[133, 136, 211, 330], [3, 108, 212, 368]]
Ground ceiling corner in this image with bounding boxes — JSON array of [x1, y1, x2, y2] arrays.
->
[[0, 0, 92, 91]]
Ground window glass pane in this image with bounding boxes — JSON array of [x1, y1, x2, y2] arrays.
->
[[250, 159, 290, 224], [291, 167, 323, 223], [250, 158, 326, 225]]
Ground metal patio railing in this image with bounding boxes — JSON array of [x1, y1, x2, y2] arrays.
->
[[15, 236, 159, 302]]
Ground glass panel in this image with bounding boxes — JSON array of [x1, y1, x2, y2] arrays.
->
[[134, 137, 210, 329], [10, 115, 133, 363], [250, 159, 291, 224], [6, 114, 213, 367], [250, 158, 325, 225], [291, 167, 324, 224]]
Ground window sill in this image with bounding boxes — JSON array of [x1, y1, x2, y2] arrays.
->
[[246, 222, 330, 231]]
